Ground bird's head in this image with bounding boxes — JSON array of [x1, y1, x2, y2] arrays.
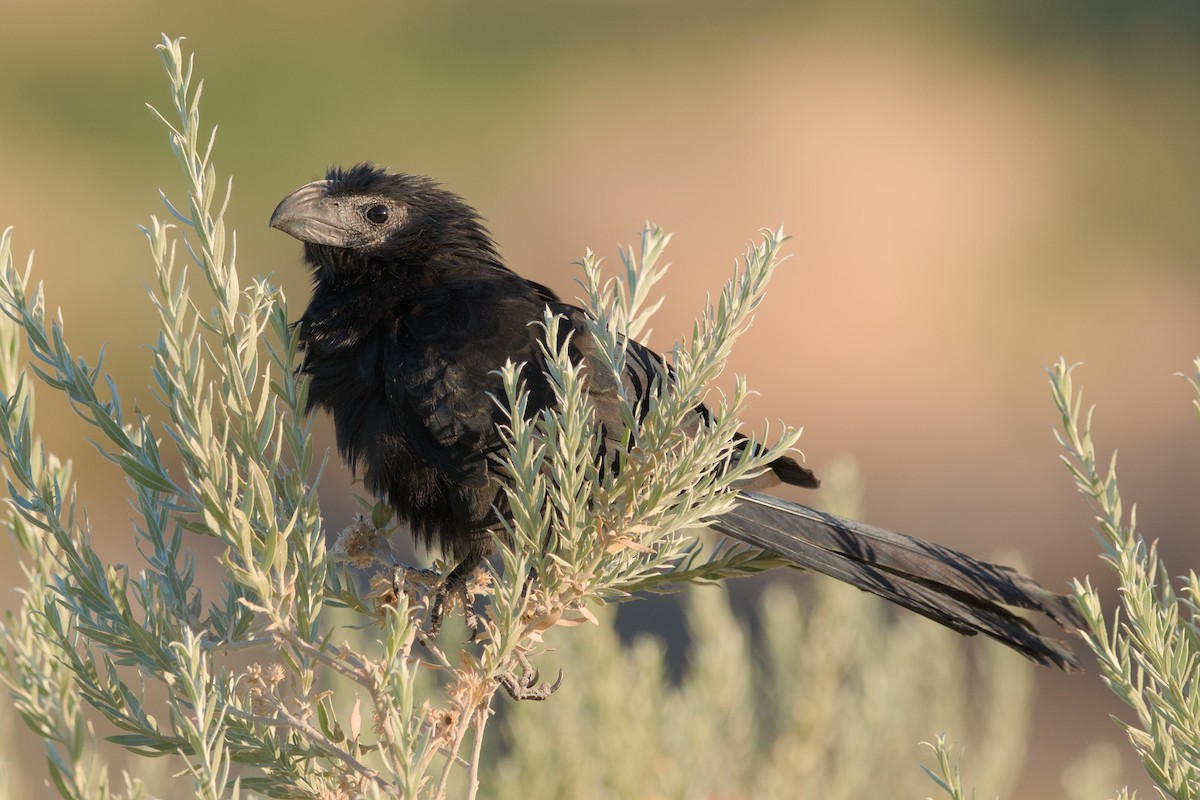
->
[[270, 163, 501, 280]]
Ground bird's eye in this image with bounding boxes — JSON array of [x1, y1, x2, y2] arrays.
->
[[364, 204, 390, 224]]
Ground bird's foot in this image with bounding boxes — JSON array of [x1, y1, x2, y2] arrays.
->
[[427, 580, 484, 641], [389, 564, 441, 607], [497, 651, 563, 702], [389, 565, 453, 642], [396, 559, 489, 641]]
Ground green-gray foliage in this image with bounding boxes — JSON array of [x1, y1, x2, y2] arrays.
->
[[924, 363, 1200, 799], [1050, 360, 1200, 799]]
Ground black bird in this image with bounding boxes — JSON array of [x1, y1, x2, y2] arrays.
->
[[270, 164, 1082, 672]]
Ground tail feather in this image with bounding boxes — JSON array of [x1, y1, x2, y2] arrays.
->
[[711, 492, 1084, 672]]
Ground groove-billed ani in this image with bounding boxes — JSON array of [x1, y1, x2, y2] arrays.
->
[[270, 163, 1082, 671]]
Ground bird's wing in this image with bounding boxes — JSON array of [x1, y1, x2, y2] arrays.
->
[[384, 276, 552, 487], [552, 303, 818, 489]]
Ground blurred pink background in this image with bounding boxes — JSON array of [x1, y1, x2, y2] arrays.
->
[[3, 2, 1198, 796]]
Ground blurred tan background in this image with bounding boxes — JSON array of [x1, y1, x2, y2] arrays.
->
[[2, 1, 1198, 796]]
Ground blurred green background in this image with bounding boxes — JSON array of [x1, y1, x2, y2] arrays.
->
[[3, 1, 1199, 796]]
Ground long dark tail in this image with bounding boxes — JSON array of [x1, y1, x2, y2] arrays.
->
[[710, 491, 1084, 671]]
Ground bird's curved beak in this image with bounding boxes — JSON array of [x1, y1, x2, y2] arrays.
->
[[269, 180, 348, 246]]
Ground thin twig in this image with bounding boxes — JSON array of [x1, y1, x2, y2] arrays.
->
[[227, 703, 390, 791], [466, 704, 491, 800]]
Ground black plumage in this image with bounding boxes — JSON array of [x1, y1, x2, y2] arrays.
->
[[271, 163, 1082, 671]]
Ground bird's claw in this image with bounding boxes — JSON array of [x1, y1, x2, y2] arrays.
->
[[497, 651, 563, 701], [391, 561, 485, 642], [425, 585, 484, 641]]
